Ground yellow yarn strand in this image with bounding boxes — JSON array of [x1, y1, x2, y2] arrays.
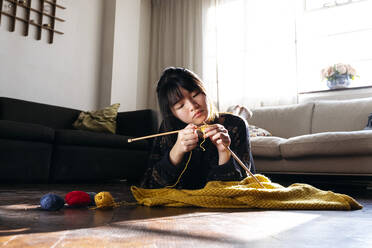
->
[[199, 124, 209, 133], [165, 151, 193, 188], [199, 137, 206, 151], [166, 124, 209, 188], [198, 124, 209, 151], [91, 151, 193, 209], [90, 191, 136, 209]]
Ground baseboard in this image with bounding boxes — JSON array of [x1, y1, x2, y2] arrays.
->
[[264, 173, 372, 190]]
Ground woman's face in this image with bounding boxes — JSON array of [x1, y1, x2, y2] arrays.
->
[[171, 87, 209, 125]]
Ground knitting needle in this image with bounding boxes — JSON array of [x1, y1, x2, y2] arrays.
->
[[127, 125, 209, 143], [225, 146, 265, 188], [127, 127, 265, 188], [127, 130, 181, 143]]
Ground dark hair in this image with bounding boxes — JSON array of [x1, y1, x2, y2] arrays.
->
[[156, 67, 218, 143]]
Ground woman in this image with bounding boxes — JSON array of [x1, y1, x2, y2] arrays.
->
[[140, 67, 255, 189]]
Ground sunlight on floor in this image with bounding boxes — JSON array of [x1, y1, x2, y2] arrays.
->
[[221, 211, 321, 241], [111, 210, 321, 243], [0, 204, 36, 210], [0, 228, 30, 234]]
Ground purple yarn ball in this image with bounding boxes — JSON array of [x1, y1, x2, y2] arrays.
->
[[40, 193, 65, 211], [87, 192, 97, 206]]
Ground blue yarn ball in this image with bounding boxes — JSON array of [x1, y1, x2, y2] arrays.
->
[[87, 192, 97, 206], [40, 193, 65, 211]]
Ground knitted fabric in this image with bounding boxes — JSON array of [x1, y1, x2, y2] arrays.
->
[[131, 174, 362, 210]]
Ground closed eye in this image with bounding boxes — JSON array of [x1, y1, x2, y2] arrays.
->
[[192, 92, 200, 98], [175, 103, 184, 109]]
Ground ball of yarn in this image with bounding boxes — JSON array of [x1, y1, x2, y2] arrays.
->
[[87, 192, 97, 206], [65, 191, 91, 207], [94, 191, 117, 209], [40, 193, 65, 211]]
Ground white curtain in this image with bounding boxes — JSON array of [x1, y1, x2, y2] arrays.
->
[[148, 0, 298, 112], [203, 0, 298, 111], [148, 0, 205, 110]]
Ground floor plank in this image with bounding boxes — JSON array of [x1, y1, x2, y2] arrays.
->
[[0, 182, 371, 247]]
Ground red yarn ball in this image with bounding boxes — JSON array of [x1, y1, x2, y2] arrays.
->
[[65, 191, 91, 207]]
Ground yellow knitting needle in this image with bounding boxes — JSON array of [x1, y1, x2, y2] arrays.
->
[[225, 146, 265, 188], [127, 130, 181, 143], [127, 126, 265, 188], [128, 125, 210, 143]]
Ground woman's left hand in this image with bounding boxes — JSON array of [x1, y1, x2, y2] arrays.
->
[[203, 124, 231, 152]]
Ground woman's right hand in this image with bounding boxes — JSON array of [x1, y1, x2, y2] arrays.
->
[[169, 124, 198, 165]]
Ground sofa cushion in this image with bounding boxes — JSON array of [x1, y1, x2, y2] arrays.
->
[[116, 109, 159, 137], [250, 136, 286, 158], [249, 102, 314, 138], [280, 130, 372, 158], [0, 97, 80, 129], [312, 97, 372, 133], [54, 129, 149, 150], [0, 120, 54, 143], [51, 146, 150, 182]]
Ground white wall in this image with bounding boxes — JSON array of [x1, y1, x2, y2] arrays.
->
[[99, 0, 116, 109], [110, 0, 141, 112], [0, 0, 152, 112], [109, 0, 151, 112], [0, 0, 103, 110], [136, 0, 151, 110]]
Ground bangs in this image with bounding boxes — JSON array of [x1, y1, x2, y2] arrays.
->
[[166, 85, 184, 107], [166, 82, 200, 107]]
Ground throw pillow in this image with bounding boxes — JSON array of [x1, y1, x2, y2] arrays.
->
[[73, 103, 120, 134], [226, 104, 271, 137], [249, 125, 272, 137], [226, 105, 252, 120]]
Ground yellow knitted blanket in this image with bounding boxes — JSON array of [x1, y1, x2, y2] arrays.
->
[[131, 175, 362, 210]]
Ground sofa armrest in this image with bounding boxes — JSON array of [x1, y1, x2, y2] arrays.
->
[[116, 109, 159, 137]]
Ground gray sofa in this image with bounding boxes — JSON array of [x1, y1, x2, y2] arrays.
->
[[245, 97, 372, 176]]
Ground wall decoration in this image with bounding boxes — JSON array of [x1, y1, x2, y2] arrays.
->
[[0, 0, 65, 44]]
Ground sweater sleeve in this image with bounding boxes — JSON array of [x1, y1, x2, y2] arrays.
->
[[207, 115, 254, 181], [139, 123, 185, 188]]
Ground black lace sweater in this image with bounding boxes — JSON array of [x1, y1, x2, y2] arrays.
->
[[139, 113, 255, 189]]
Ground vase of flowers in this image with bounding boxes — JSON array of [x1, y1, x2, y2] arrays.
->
[[321, 63, 357, 89]]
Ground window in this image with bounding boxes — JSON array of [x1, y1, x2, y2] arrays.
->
[[203, 0, 297, 110], [296, 0, 372, 92], [202, 0, 371, 109]]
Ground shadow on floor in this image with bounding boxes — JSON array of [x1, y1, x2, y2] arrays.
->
[[0, 182, 256, 237]]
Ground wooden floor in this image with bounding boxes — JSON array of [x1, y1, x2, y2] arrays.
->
[[1, 180, 372, 248]]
